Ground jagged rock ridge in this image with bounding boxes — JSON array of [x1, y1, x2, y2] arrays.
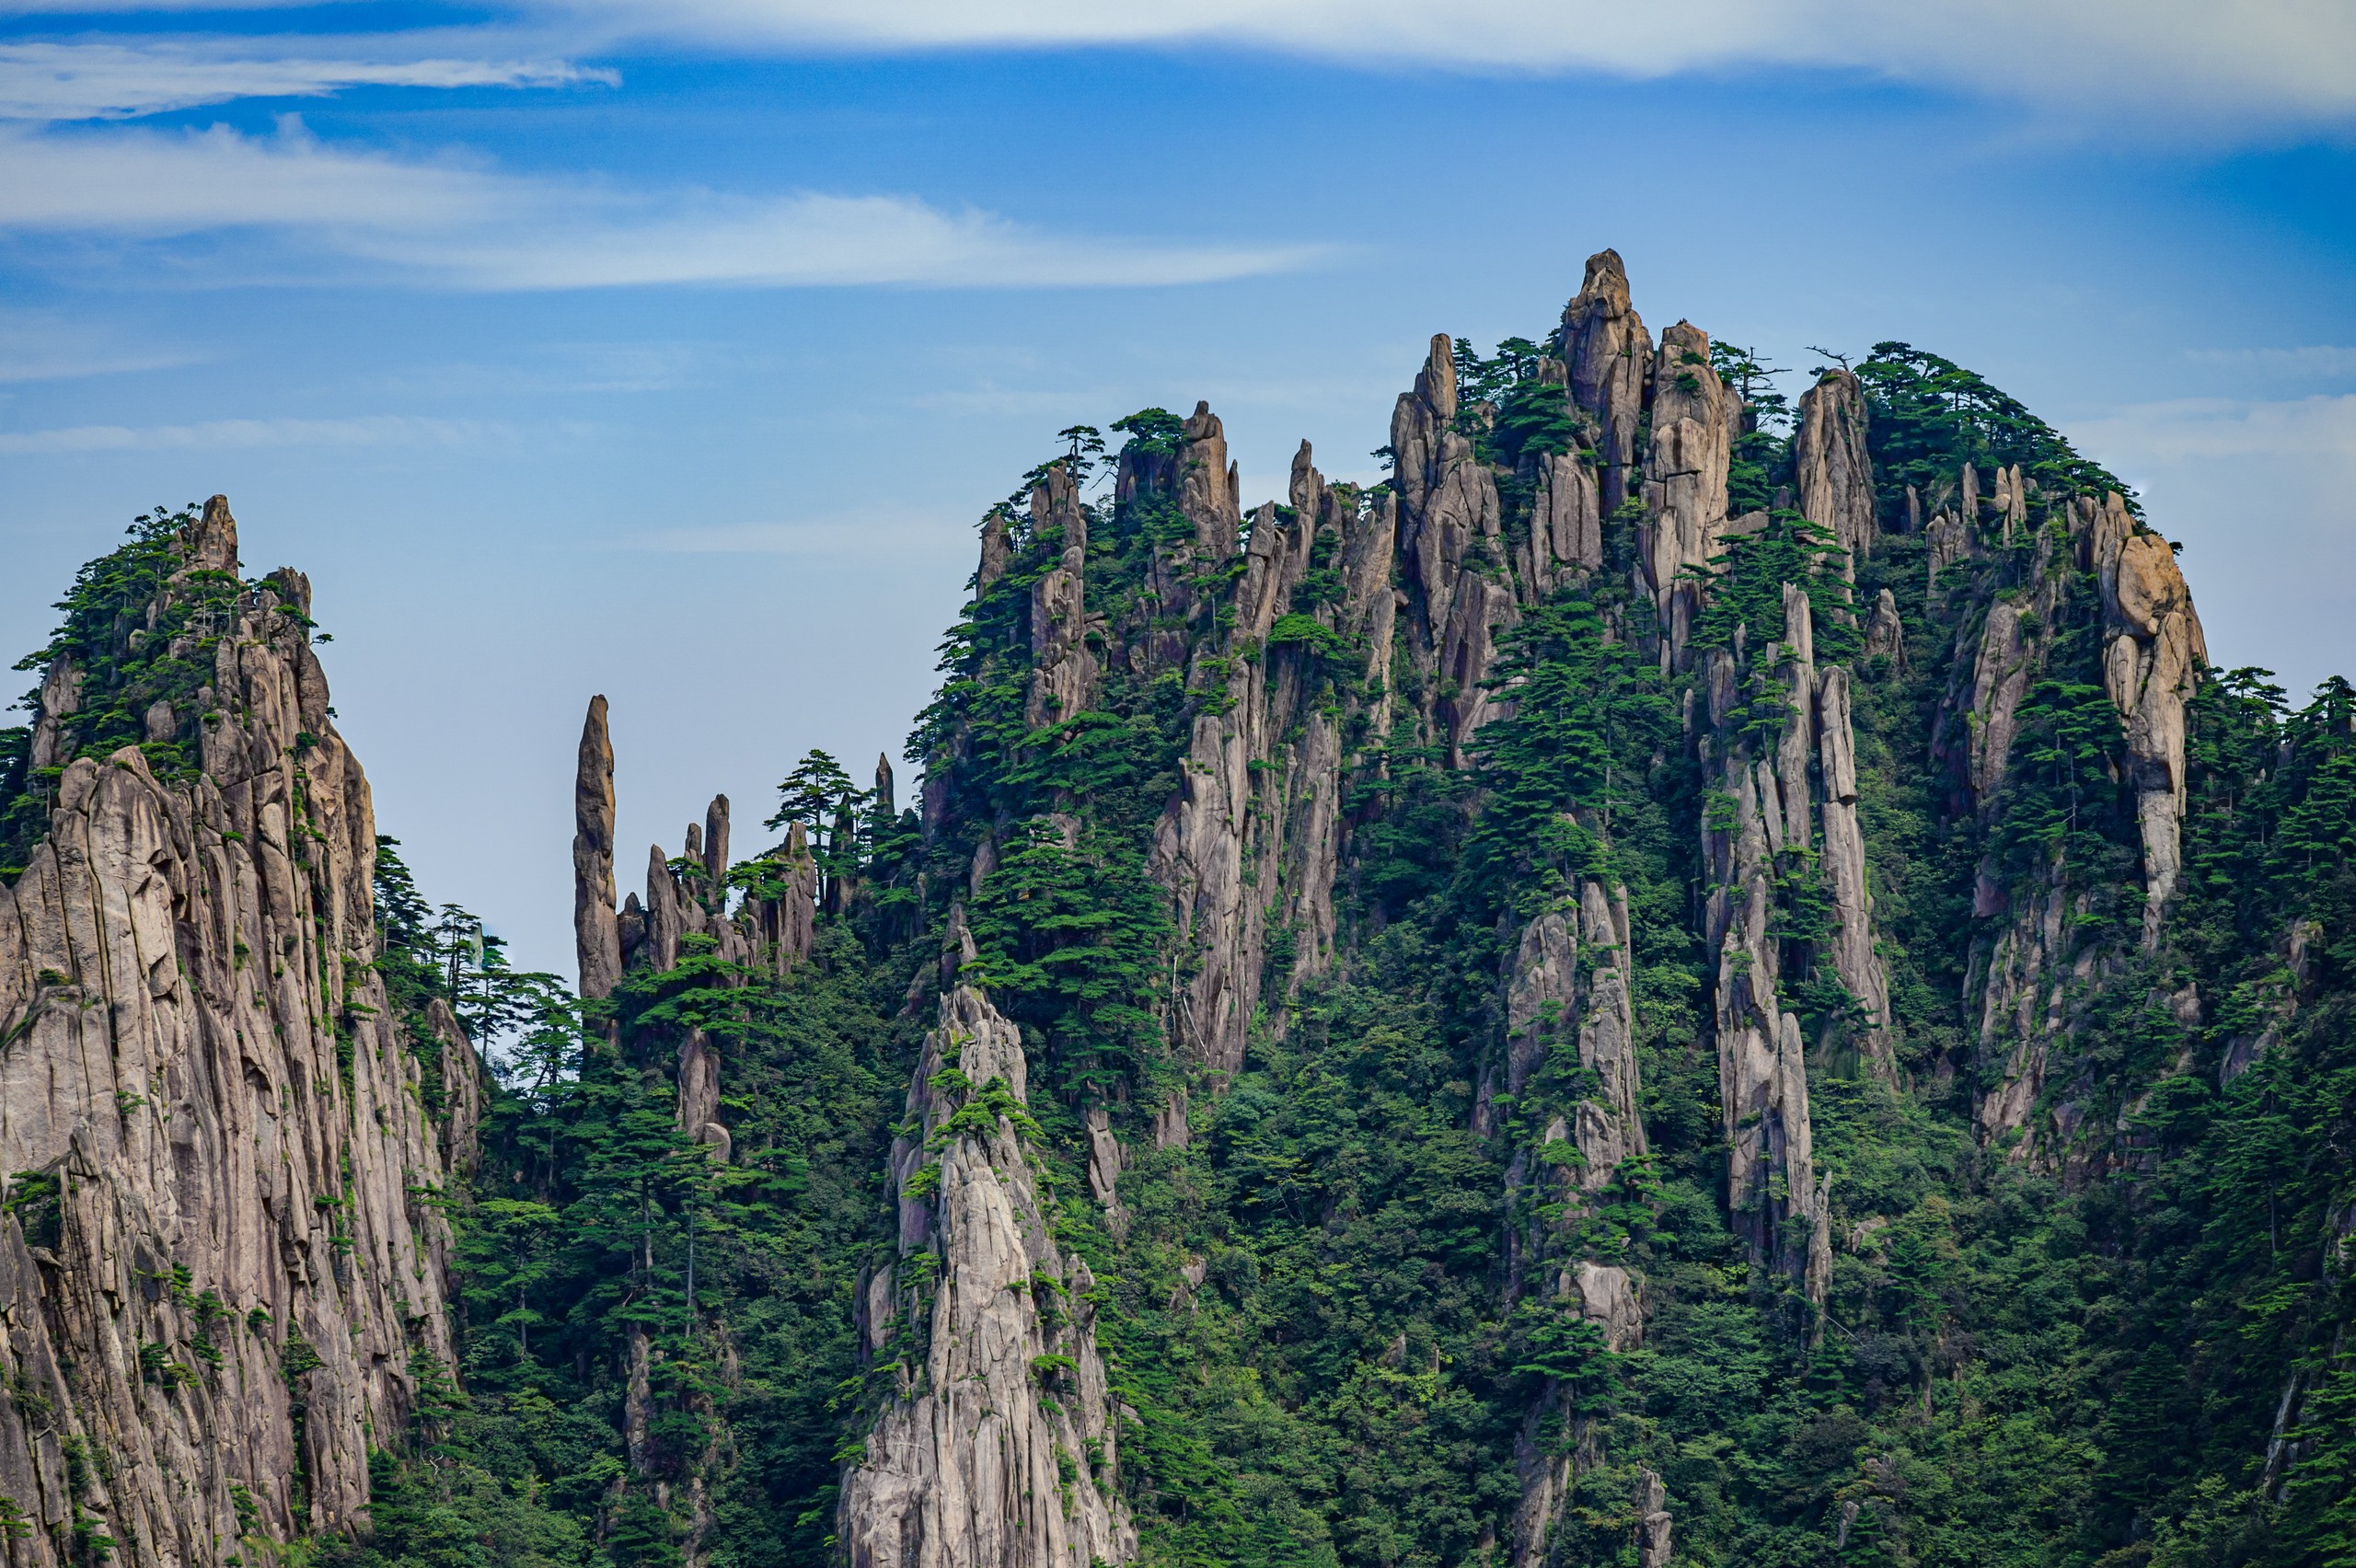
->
[[0, 500, 480, 1567]]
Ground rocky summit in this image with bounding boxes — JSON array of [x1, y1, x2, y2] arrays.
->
[[2, 251, 2352, 1568]]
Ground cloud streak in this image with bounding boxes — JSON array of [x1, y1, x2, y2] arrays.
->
[[2067, 394, 2356, 469], [0, 120, 1322, 288], [531, 0, 2356, 129], [0, 413, 507, 452], [0, 41, 615, 121]]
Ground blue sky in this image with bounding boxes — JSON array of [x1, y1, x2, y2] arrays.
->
[[3, 0, 2353, 979]]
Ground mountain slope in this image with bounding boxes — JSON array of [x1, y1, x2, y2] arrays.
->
[[6, 252, 2355, 1568]]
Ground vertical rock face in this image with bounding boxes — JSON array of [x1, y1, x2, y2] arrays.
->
[[1026, 467, 1099, 731], [1501, 881, 1647, 1568], [839, 986, 1133, 1568], [1392, 335, 1517, 762], [1796, 368, 1877, 570], [1556, 248, 1652, 512], [1956, 488, 2209, 1149], [0, 500, 477, 1567], [1640, 322, 1732, 667], [883, 248, 2230, 1564], [574, 695, 623, 1000], [2088, 498, 2204, 946], [1149, 438, 1397, 1077], [1521, 450, 1604, 595], [1696, 586, 1881, 1306]]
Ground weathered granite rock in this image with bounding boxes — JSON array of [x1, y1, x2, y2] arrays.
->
[[1521, 449, 1604, 595], [1635, 1469, 1674, 1568], [574, 695, 623, 1000], [1699, 591, 1851, 1306], [1796, 368, 1876, 571], [0, 500, 477, 1567], [838, 986, 1133, 1568], [1865, 589, 1904, 660], [1026, 467, 1099, 731], [2088, 500, 2205, 945], [1149, 440, 1397, 1077], [1555, 249, 1652, 512], [1638, 322, 1734, 667]]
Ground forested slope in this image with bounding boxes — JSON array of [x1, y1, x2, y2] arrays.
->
[[4, 251, 2353, 1568]]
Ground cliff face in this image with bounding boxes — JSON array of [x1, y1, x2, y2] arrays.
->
[[836, 246, 2237, 1568], [838, 986, 1131, 1568], [9, 249, 2303, 1568], [0, 500, 479, 1567]]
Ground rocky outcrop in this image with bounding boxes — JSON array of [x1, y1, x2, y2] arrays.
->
[[1149, 440, 1396, 1077], [0, 500, 476, 1567], [1556, 248, 1652, 513], [1026, 467, 1099, 732], [1796, 368, 1876, 571], [1962, 489, 2210, 1147], [1640, 323, 1733, 667], [1698, 588, 1865, 1310], [1500, 881, 1647, 1567], [1392, 334, 1517, 762], [2085, 495, 2205, 946], [1519, 448, 1604, 596], [574, 695, 623, 1000], [838, 986, 1133, 1568], [588, 711, 815, 991]]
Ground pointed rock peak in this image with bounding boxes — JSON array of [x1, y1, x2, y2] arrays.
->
[[1288, 439, 1322, 516], [179, 492, 242, 575], [573, 694, 623, 1000], [266, 566, 313, 617], [1414, 333, 1458, 421], [1569, 248, 1633, 318], [685, 822, 703, 863], [1031, 461, 1087, 552], [1661, 318, 1714, 360], [1184, 398, 1222, 442], [873, 753, 895, 818], [976, 512, 1011, 594], [704, 795, 731, 882]]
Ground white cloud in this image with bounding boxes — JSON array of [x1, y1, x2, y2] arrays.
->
[[1, 0, 2349, 129], [0, 41, 614, 121], [0, 121, 1322, 288], [2183, 346, 2356, 380], [527, 0, 2356, 128], [2067, 394, 2356, 468], [0, 309, 199, 381], [0, 413, 503, 452]]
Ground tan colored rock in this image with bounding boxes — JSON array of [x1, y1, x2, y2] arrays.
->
[[0, 503, 476, 1567], [1573, 1260, 1642, 1351], [1866, 588, 1903, 659], [573, 695, 623, 1000], [1635, 1469, 1673, 1568], [1555, 249, 1652, 511], [1796, 368, 1876, 568], [1640, 322, 1733, 666], [839, 986, 1134, 1568]]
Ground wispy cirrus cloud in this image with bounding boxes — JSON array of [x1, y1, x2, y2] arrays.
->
[[0, 40, 615, 121], [2068, 394, 2356, 468], [6, 0, 2351, 132], [2183, 346, 2356, 380], [0, 119, 1324, 289], [528, 0, 2356, 130], [0, 308, 200, 381], [0, 412, 507, 452]]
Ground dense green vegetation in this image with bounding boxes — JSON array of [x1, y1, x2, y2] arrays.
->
[[9, 318, 2352, 1568]]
